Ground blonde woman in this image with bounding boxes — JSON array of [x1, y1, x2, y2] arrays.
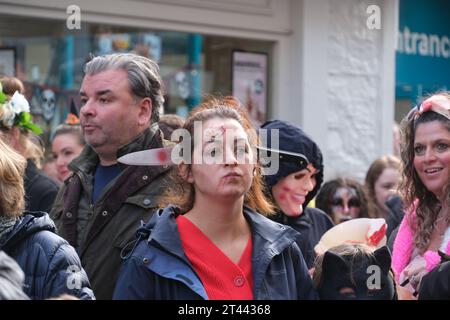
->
[[0, 138, 94, 299]]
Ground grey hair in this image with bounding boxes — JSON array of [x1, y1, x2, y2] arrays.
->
[[84, 53, 164, 122]]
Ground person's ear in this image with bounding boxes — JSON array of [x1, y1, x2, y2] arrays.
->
[[178, 161, 194, 183], [137, 97, 152, 126]]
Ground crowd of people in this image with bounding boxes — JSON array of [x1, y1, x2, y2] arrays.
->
[[0, 52, 449, 300]]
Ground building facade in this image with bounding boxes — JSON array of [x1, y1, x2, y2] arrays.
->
[[0, 0, 399, 181]]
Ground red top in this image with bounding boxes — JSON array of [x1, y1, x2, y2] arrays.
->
[[176, 215, 254, 300]]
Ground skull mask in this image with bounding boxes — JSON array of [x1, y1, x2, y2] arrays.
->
[[41, 89, 56, 121], [175, 71, 190, 100]]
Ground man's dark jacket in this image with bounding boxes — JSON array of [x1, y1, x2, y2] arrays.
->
[[51, 125, 174, 299]]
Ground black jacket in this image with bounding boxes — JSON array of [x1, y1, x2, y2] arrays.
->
[[385, 195, 404, 238], [113, 205, 318, 300], [419, 258, 450, 300], [24, 159, 59, 213], [260, 120, 331, 268], [272, 208, 334, 268], [0, 211, 94, 300]]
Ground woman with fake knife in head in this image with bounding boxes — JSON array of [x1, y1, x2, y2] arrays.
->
[[113, 96, 317, 300]]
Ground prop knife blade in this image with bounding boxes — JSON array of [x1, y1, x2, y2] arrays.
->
[[117, 147, 174, 166]]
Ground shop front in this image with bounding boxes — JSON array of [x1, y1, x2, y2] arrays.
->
[[395, 0, 450, 121], [0, 0, 281, 145]]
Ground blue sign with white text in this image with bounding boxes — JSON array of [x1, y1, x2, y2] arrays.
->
[[396, 0, 450, 99]]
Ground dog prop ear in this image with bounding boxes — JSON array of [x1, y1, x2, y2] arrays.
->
[[321, 250, 349, 280], [373, 246, 392, 275]]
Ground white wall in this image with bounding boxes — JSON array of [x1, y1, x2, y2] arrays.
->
[[284, 0, 398, 182]]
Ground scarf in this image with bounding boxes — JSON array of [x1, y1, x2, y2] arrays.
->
[[0, 216, 17, 246]]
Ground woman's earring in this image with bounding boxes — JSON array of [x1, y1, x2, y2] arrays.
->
[[253, 168, 257, 176]]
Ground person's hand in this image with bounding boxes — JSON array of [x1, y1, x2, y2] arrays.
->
[[400, 255, 427, 295], [396, 283, 417, 300]]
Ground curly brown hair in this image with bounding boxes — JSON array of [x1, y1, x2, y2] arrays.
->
[[399, 92, 450, 252]]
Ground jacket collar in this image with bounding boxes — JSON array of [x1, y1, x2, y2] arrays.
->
[[243, 206, 301, 297], [244, 206, 300, 246], [0, 212, 55, 252], [117, 123, 160, 159], [141, 205, 301, 299], [147, 205, 300, 263], [69, 124, 161, 174], [272, 209, 313, 228], [146, 205, 187, 260]]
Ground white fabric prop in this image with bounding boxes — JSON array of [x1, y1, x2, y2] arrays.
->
[[314, 218, 387, 255]]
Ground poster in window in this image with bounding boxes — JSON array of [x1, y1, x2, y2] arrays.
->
[[0, 48, 16, 77], [232, 51, 267, 128]]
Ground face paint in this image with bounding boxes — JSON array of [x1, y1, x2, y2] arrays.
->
[[271, 164, 317, 217], [330, 187, 361, 223], [317, 246, 396, 300], [205, 126, 226, 143]]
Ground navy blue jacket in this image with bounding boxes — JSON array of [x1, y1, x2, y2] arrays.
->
[[0, 212, 95, 300], [113, 205, 318, 300]]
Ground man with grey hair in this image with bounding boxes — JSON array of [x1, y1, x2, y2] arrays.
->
[[51, 53, 174, 299]]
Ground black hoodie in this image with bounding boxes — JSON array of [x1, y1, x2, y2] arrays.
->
[[260, 120, 334, 268]]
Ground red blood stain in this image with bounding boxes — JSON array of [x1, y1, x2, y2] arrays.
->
[[368, 223, 387, 246], [278, 186, 291, 201], [157, 149, 169, 163]]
